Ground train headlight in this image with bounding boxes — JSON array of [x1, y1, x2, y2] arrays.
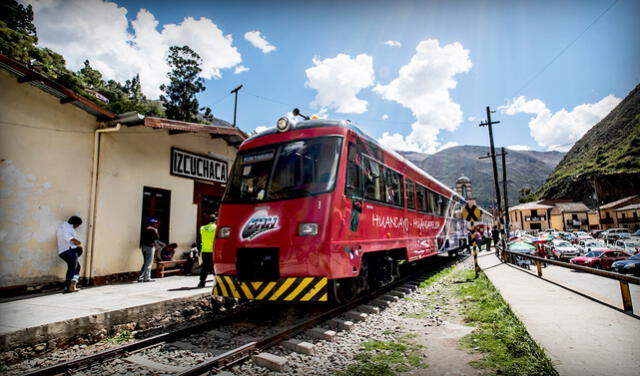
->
[[298, 223, 318, 236], [218, 227, 231, 239], [276, 117, 290, 132]]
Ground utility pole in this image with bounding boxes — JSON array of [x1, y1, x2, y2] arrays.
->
[[501, 147, 510, 236], [230, 85, 243, 127], [479, 106, 503, 226]]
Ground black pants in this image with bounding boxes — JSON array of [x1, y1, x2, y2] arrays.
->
[[59, 247, 81, 291], [199, 252, 213, 285]]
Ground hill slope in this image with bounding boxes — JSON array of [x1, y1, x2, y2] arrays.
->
[[400, 147, 564, 208], [534, 84, 640, 206]]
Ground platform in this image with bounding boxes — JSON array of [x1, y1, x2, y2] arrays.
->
[[0, 275, 211, 351], [477, 249, 640, 376]]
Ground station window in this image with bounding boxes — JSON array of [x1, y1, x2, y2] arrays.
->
[[363, 157, 385, 202], [384, 167, 404, 207], [140, 186, 171, 245], [406, 179, 415, 210], [345, 143, 362, 197]]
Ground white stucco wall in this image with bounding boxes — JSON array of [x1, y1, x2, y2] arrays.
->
[[91, 127, 235, 277], [0, 70, 95, 286]]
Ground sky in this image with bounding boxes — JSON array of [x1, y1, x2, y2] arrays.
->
[[23, 0, 640, 154]]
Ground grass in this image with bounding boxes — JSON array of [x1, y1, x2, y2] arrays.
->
[[104, 330, 133, 344], [454, 269, 558, 376], [418, 265, 455, 289], [337, 334, 426, 376]]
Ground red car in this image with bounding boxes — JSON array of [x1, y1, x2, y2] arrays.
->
[[569, 249, 630, 270]]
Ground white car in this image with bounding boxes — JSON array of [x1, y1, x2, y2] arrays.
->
[[577, 239, 608, 255], [613, 239, 640, 255], [546, 240, 580, 261]]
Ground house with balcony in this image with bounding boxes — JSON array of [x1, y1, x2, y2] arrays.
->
[[550, 202, 592, 231], [510, 199, 596, 232], [599, 195, 639, 229], [509, 200, 555, 231], [615, 203, 640, 231]]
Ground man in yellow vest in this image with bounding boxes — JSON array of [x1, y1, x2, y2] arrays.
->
[[198, 213, 217, 288]]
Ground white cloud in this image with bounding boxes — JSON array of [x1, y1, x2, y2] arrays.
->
[[312, 108, 329, 119], [234, 65, 250, 74], [244, 31, 276, 53], [305, 53, 375, 114], [384, 40, 401, 47], [254, 126, 272, 134], [374, 39, 472, 153], [500, 95, 621, 152], [379, 132, 423, 153], [28, 0, 242, 99], [467, 116, 479, 122], [507, 144, 532, 151], [382, 114, 389, 120]]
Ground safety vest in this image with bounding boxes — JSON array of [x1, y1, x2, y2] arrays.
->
[[200, 223, 217, 253]]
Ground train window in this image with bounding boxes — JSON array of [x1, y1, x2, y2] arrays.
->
[[425, 190, 436, 214], [345, 143, 362, 197], [406, 179, 415, 210], [439, 196, 450, 216], [416, 184, 427, 212], [384, 167, 403, 206], [363, 157, 385, 202]]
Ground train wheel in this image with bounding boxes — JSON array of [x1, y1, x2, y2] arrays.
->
[[330, 278, 357, 304]]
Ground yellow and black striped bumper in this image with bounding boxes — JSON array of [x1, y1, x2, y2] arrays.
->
[[213, 275, 328, 302]]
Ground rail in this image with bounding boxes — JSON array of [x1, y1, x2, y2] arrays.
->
[[498, 248, 640, 314]]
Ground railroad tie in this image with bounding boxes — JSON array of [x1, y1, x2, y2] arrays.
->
[[283, 339, 316, 355], [343, 310, 368, 322], [358, 305, 380, 314], [306, 327, 337, 341], [327, 319, 354, 331], [252, 352, 288, 372]]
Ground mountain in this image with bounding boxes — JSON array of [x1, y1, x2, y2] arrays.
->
[[399, 147, 564, 208], [534, 84, 640, 206]]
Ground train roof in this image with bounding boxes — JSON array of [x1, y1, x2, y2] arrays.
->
[[246, 118, 466, 204]]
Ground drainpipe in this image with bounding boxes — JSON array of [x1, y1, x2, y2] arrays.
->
[[85, 123, 121, 283], [85, 112, 144, 283]]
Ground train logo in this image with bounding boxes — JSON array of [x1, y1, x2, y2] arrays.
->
[[240, 209, 280, 240]]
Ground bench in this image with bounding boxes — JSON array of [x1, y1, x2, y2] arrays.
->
[[155, 259, 187, 278]]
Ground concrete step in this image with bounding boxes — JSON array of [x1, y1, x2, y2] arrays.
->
[[327, 319, 354, 331], [343, 310, 368, 322], [358, 305, 380, 314]]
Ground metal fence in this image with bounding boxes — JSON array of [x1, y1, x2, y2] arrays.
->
[[499, 248, 640, 314]]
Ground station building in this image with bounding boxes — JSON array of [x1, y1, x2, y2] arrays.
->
[[0, 55, 248, 295]]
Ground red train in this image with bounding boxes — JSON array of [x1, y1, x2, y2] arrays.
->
[[213, 115, 491, 302]]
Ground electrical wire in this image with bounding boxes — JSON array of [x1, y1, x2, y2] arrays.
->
[[511, 0, 619, 98]]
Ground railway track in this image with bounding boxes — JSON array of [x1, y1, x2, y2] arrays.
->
[[19, 254, 462, 376]]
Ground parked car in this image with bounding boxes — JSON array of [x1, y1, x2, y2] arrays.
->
[[632, 229, 640, 237], [560, 232, 577, 243], [601, 228, 631, 243], [590, 229, 604, 238], [569, 249, 630, 270], [574, 231, 590, 238], [546, 239, 580, 261], [612, 254, 640, 276], [613, 239, 640, 255], [576, 239, 608, 255]]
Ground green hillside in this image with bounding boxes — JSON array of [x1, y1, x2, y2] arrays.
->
[[534, 84, 640, 205]]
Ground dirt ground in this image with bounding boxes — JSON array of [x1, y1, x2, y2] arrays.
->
[[400, 265, 490, 376]]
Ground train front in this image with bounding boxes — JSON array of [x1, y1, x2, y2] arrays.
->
[[213, 119, 347, 302]]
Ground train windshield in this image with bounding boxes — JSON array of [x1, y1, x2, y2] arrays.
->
[[224, 136, 343, 203]]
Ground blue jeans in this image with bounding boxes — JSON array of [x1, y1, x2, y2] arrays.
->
[[139, 246, 155, 281], [59, 248, 81, 291]]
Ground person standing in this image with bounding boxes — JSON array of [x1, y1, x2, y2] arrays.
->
[[57, 216, 83, 293], [491, 226, 500, 248], [483, 227, 492, 252], [199, 214, 217, 288], [138, 218, 159, 282]]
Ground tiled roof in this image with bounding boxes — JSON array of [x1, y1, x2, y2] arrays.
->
[[600, 195, 638, 210], [143, 117, 248, 145], [615, 203, 640, 211], [509, 201, 554, 211], [554, 202, 590, 212]]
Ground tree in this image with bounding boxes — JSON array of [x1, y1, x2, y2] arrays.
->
[[160, 45, 213, 123], [0, 0, 36, 37]]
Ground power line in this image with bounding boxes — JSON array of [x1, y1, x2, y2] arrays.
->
[[512, 0, 619, 97]]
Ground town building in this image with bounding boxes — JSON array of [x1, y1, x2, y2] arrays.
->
[[614, 203, 640, 231], [509, 199, 599, 232], [0, 55, 248, 294], [599, 195, 639, 230]]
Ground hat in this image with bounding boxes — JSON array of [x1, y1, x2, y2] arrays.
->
[[209, 213, 217, 220], [148, 218, 158, 224]]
